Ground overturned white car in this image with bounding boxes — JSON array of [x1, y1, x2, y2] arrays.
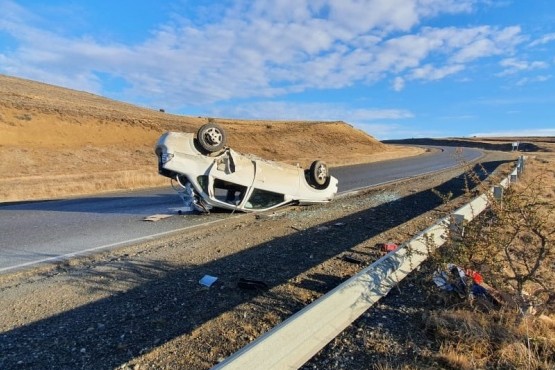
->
[[155, 123, 338, 213]]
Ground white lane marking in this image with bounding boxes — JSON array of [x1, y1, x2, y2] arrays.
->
[[0, 216, 239, 273]]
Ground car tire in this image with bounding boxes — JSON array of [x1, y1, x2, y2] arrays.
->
[[309, 160, 330, 189], [197, 123, 227, 153]]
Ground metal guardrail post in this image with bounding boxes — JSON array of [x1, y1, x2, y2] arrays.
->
[[518, 155, 525, 174], [450, 213, 465, 238], [493, 186, 503, 200]]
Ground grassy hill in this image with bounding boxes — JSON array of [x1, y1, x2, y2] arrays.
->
[[0, 74, 421, 201]]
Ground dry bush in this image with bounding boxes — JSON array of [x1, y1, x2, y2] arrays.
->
[[427, 156, 555, 369], [496, 341, 543, 369], [436, 342, 484, 370], [426, 308, 555, 369], [438, 157, 555, 309]]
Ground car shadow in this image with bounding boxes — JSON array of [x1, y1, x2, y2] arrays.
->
[[0, 160, 511, 369]]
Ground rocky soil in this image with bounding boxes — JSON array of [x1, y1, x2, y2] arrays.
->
[[0, 151, 517, 370]]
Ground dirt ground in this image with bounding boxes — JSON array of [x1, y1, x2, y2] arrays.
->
[[0, 149, 525, 370], [0, 74, 421, 202]]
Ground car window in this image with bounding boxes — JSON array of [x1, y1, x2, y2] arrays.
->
[[213, 178, 248, 205], [245, 188, 285, 210]]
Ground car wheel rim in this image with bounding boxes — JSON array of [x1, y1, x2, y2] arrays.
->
[[205, 128, 222, 146], [316, 165, 327, 182]]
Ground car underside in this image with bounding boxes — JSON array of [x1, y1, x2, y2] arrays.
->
[[155, 123, 338, 213]]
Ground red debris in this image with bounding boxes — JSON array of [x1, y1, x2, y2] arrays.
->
[[376, 242, 398, 254]]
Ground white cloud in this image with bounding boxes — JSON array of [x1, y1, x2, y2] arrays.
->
[[515, 75, 552, 86], [448, 26, 523, 63], [529, 33, 555, 47], [498, 57, 548, 76], [392, 76, 405, 91], [0, 0, 530, 109], [409, 63, 465, 80]]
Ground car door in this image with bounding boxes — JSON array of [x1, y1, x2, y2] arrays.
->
[[207, 149, 256, 207]]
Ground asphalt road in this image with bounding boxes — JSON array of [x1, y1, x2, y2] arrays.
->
[[0, 146, 482, 273]]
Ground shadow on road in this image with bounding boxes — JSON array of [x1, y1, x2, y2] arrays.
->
[[0, 160, 511, 369]]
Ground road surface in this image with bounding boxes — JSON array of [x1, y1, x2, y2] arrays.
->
[[0, 146, 482, 273]]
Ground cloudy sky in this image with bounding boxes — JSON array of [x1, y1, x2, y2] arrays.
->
[[1, 0, 554, 139]]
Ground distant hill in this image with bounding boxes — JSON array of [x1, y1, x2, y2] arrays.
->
[[0, 74, 421, 201], [383, 138, 553, 152]]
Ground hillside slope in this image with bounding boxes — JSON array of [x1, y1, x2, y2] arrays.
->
[[0, 74, 421, 201]]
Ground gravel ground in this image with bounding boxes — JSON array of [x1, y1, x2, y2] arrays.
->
[[0, 152, 516, 370]]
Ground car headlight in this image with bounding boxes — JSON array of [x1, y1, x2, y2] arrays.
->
[[161, 153, 174, 163]]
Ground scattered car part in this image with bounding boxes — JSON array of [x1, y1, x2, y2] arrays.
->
[[375, 242, 398, 254], [143, 214, 172, 222], [199, 275, 218, 287], [342, 254, 364, 264], [237, 278, 269, 290]]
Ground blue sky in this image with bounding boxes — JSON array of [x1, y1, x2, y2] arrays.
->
[[1, 0, 554, 139]]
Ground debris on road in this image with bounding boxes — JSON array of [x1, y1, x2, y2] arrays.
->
[[143, 214, 172, 222], [433, 263, 467, 298], [375, 242, 398, 255], [199, 275, 218, 287], [432, 263, 501, 306], [341, 254, 365, 265], [237, 278, 269, 291]]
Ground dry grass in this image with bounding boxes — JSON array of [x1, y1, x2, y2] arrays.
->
[[0, 168, 166, 201], [427, 309, 555, 369], [437, 342, 485, 370]]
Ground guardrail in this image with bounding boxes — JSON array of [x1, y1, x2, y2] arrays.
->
[[212, 156, 526, 370]]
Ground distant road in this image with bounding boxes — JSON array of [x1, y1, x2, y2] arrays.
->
[[331, 146, 480, 192], [0, 146, 482, 273]]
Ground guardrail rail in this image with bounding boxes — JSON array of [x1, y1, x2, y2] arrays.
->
[[213, 156, 526, 370]]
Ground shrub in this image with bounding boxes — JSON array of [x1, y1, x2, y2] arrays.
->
[[427, 157, 555, 369]]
